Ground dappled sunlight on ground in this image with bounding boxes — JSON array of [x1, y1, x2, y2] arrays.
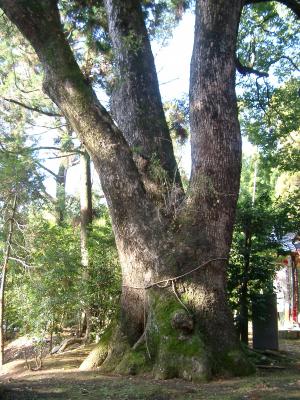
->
[[0, 338, 300, 399]]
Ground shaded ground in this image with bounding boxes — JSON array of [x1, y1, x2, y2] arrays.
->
[[0, 338, 300, 399]]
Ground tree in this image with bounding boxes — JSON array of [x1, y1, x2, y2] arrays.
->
[[228, 150, 300, 344], [0, 0, 298, 380], [229, 157, 278, 344], [0, 195, 17, 365], [243, 78, 300, 172], [79, 148, 93, 340], [0, 102, 46, 364]]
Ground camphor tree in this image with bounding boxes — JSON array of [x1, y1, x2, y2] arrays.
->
[[0, 0, 299, 380]]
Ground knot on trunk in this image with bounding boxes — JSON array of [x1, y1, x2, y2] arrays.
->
[[171, 310, 194, 335]]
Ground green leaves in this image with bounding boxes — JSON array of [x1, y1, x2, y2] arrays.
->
[[228, 154, 299, 316], [241, 78, 300, 172], [238, 3, 299, 174], [3, 207, 120, 338]]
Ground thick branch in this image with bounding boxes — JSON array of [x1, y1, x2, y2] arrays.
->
[[236, 58, 269, 77], [188, 0, 243, 259], [0, 1, 164, 276], [1, 96, 61, 117], [0, 1, 140, 197], [104, 0, 182, 187], [244, 0, 300, 19]]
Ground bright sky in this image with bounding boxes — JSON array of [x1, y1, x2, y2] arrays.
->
[[153, 12, 195, 101]]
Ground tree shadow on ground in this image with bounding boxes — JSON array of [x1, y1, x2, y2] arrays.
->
[[0, 388, 65, 400]]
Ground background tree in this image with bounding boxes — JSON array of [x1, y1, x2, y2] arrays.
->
[[228, 154, 299, 344], [0, 194, 17, 365], [0, 122, 44, 365], [227, 1, 299, 345]]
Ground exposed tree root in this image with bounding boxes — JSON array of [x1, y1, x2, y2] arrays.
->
[[24, 349, 43, 371], [79, 291, 255, 381], [51, 334, 89, 355]]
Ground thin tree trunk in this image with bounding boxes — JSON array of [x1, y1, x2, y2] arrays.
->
[[239, 232, 252, 345], [80, 148, 93, 340], [239, 285, 249, 344], [55, 161, 67, 224], [0, 194, 17, 366]]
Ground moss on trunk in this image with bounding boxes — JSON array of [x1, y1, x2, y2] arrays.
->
[[80, 290, 255, 381]]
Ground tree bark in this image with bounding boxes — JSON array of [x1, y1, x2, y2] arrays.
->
[[175, 0, 244, 355], [0, 0, 167, 341], [55, 161, 67, 224], [0, 194, 17, 366], [104, 0, 182, 187], [0, 0, 255, 379]]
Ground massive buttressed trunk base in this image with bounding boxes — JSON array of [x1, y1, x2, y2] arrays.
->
[[0, 0, 255, 380]]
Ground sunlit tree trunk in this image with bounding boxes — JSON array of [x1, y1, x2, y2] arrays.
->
[[80, 148, 93, 340], [239, 231, 252, 345], [55, 161, 67, 224]]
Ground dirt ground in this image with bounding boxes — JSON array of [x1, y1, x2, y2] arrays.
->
[[0, 337, 300, 400]]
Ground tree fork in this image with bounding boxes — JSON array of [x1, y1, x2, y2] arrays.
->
[[0, 0, 256, 379]]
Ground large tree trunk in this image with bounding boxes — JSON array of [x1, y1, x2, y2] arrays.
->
[[0, 0, 167, 345], [181, 0, 244, 358], [103, 0, 184, 343], [0, 0, 254, 380]]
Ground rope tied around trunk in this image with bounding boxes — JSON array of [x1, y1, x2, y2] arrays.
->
[[123, 257, 228, 359], [122, 257, 228, 291]]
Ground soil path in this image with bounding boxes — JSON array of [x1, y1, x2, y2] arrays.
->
[[0, 338, 300, 400]]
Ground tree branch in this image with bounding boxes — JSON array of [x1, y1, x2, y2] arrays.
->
[[0, 143, 80, 158], [45, 153, 79, 160], [244, 0, 300, 19], [236, 58, 269, 77], [34, 160, 59, 179], [31, 146, 82, 154], [8, 257, 36, 269], [268, 55, 300, 71], [1, 96, 62, 117], [0, 0, 166, 271]]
